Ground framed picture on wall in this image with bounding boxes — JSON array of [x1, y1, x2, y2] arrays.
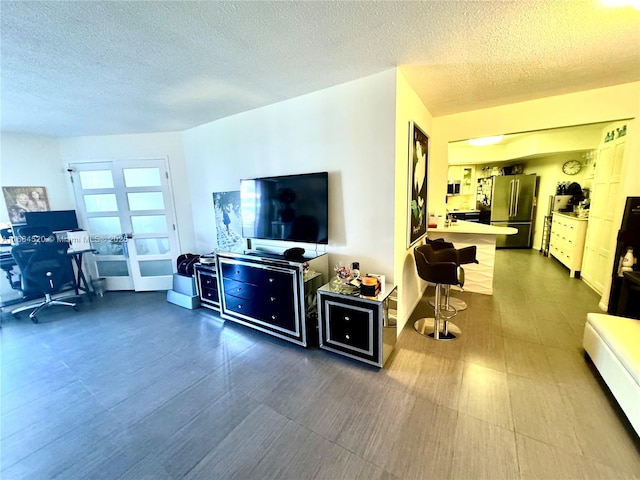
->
[[407, 121, 428, 247], [212, 190, 244, 250], [2, 186, 50, 224]]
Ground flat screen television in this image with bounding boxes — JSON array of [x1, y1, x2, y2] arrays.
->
[[24, 210, 79, 232], [241, 172, 328, 244]]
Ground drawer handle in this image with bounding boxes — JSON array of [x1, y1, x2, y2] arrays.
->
[[238, 304, 242, 309], [268, 278, 274, 283], [345, 316, 350, 321], [270, 296, 276, 302], [271, 315, 277, 320], [237, 287, 242, 292], [345, 334, 350, 340]]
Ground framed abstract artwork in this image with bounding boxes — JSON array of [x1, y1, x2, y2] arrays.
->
[[407, 121, 428, 247]]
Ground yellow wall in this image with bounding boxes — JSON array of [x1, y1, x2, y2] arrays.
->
[[394, 70, 434, 332], [431, 82, 640, 308], [432, 82, 639, 217]]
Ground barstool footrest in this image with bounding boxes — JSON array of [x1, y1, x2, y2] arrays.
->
[[414, 318, 461, 341], [427, 296, 468, 312]]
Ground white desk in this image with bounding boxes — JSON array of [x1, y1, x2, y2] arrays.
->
[[428, 220, 517, 295]]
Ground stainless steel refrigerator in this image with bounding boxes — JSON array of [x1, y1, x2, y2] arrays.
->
[[483, 174, 538, 248]]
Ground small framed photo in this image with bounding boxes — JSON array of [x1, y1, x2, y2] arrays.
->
[[2, 186, 50, 224]]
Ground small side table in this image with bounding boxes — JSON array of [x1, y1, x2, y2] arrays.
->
[[317, 283, 397, 368], [194, 262, 219, 311]]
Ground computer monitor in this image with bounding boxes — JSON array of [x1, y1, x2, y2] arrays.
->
[[24, 210, 79, 232]]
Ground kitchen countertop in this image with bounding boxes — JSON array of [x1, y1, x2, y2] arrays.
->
[[429, 220, 517, 235], [553, 211, 589, 221]]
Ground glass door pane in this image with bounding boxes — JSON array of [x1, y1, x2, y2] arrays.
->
[[88, 217, 122, 234], [84, 194, 118, 212], [131, 215, 167, 234], [123, 168, 162, 187], [127, 192, 165, 211], [79, 170, 114, 189], [135, 238, 170, 255]]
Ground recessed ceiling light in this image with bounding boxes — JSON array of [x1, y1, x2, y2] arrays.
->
[[468, 135, 504, 147]]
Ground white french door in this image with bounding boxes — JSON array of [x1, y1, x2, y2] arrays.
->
[[70, 159, 180, 291]]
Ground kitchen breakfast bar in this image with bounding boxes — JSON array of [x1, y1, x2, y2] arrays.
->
[[428, 220, 517, 295]]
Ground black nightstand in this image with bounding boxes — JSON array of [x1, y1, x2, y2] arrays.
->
[[317, 283, 397, 367]]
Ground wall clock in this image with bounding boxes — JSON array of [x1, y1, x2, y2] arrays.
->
[[562, 160, 582, 175]]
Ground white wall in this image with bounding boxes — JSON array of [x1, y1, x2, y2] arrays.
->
[[394, 70, 434, 332], [0, 133, 71, 224], [183, 70, 398, 282], [58, 131, 195, 252]]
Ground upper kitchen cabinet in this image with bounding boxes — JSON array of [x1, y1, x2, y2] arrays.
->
[[461, 166, 475, 195], [448, 165, 462, 182], [447, 165, 475, 195]]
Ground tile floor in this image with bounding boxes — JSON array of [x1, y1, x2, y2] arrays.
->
[[1, 249, 639, 479]]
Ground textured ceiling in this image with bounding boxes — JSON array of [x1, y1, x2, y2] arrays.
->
[[1, 1, 639, 138]]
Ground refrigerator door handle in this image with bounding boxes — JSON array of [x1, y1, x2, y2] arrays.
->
[[514, 179, 520, 217], [509, 180, 515, 217]]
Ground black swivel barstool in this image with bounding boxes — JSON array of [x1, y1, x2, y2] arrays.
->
[[414, 244, 465, 340], [425, 238, 477, 312]]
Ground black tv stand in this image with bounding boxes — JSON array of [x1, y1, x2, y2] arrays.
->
[[216, 251, 328, 346]]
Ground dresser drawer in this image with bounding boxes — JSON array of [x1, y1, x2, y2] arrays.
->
[[224, 293, 297, 333], [200, 273, 218, 289], [325, 303, 373, 354], [201, 286, 219, 303], [224, 294, 260, 318], [220, 262, 292, 290], [253, 299, 297, 332], [222, 278, 260, 300]]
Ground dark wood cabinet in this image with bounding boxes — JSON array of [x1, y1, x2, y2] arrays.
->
[[318, 284, 397, 367], [216, 251, 328, 347], [195, 263, 219, 311]]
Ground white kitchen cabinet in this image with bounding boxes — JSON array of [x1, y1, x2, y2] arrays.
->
[[461, 166, 475, 195], [448, 165, 475, 195], [549, 212, 588, 278], [448, 165, 462, 182]]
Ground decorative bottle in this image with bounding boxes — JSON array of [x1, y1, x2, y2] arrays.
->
[[351, 262, 360, 280], [620, 247, 637, 275]]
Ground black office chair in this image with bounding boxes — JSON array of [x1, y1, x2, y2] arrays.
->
[[0, 226, 14, 241], [1, 227, 20, 289], [14, 225, 56, 244], [11, 242, 78, 323]]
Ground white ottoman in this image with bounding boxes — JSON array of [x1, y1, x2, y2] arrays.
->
[[583, 313, 640, 436]]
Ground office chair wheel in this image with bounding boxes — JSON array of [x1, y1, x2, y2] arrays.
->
[[73, 305, 79, 312], [30, 316, 38, 324]]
